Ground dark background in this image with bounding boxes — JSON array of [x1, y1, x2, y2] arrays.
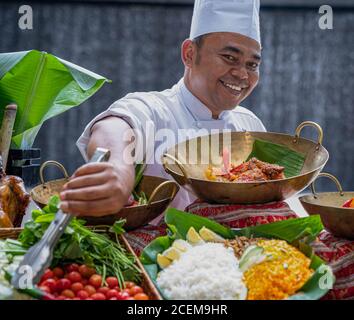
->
[[0, 0, 353, 192]]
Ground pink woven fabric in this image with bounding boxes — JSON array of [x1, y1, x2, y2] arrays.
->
[[125, 200, 354, 300]]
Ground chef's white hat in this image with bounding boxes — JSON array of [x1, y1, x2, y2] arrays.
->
[[189, 0, 261, 44]]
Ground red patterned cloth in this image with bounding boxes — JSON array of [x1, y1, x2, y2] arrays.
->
[[125, 200, 354, 300], [311, 232, 354, 300]]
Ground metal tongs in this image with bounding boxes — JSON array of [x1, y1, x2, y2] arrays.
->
[[11, 148, 111, 289]]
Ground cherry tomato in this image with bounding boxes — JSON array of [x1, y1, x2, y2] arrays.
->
[[89, 274, 102, 288], [122, 288, 132, 296], [56, 278, 71, 291], [42, 279, 57, 292], [56, 295, 66, 300], [73, 297, 81, 300], [65, 263, 79, 273], [113, 286, 121, 292], [97, 287, 110, 295], [126, 297, 135, 300], [71, 282, 84, 293], [52, 267, 64, 278], [84, 285, 96, 296], [91, 293, 106, 300], [124, 281, 135, 289], [68, 271, 82, 283], [106, 277, 119, 289], [110, 297, 118, 300], [62, 289, 75, 299], [130, 286, 143, 295], [78, 265, 96, 278], [134, 293, 149, 300], [77, 290, 89, 300], [41, 269, 54, 282], [116, 292, 130, 300], [39, 285, 51, 294], [106, 289, 119, 299]]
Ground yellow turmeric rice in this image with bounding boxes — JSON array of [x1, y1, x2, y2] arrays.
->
[[243, 239, 313, 300]]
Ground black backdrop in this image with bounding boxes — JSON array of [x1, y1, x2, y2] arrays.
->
[[1, 0, 353, 191]]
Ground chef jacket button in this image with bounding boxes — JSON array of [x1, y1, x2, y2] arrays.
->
[[196, 122, 202, 128]]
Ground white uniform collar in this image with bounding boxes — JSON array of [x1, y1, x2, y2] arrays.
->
[[177, 78, 229, 120]]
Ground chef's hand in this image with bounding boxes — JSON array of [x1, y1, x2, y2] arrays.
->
[[59, 162, 134, 216]]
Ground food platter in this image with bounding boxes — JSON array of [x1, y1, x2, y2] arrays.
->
[[30, 161, 179, 230], [141, 208, 335, 300], [162, 121, 329, 204], [299, 173, 354, 239]]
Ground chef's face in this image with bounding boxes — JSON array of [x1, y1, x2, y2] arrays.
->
[[182, 32, 261, 117]]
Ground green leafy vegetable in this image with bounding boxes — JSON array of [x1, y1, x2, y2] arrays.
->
[[18, 196, 141, 287], [132, 163, 148, 205]]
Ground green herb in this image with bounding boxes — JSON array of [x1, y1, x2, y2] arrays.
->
[[132, 163, 148, 205], [18, 196, 141, 287]]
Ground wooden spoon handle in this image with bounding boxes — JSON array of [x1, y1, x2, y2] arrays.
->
[[0, 104, 17, 172]]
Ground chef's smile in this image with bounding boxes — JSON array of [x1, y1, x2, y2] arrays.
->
[[219, 79, 245, 96]]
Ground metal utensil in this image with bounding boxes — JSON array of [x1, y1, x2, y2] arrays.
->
[[162, 121, 329, 204], [11, 147, 111, 289], [299, 173, 354, 239]]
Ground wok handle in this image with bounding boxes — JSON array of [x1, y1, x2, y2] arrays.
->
[[39, 160, 69, 184], [147, 180, 179, 206], [162, 153, 190, 185], [310, 172, 344, 198], [293, 121, 323, 149]]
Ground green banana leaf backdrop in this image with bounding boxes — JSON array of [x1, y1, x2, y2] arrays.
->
[[0, 50, 110, 149]]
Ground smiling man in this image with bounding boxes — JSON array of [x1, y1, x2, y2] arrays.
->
[[60, 0, 266, 217]]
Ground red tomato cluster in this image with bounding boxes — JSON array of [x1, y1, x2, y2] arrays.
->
[[38, 263, 149, 300]]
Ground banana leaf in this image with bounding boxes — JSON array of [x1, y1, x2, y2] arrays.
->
[[247, 139, 306, 178], [0, 50, 111, 148], [141, 208, 335, 300]]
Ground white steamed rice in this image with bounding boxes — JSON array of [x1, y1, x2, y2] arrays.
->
[[156, 242, 246, 300]]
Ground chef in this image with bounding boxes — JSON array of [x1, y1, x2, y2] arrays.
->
[[60, 0, 266, 217]]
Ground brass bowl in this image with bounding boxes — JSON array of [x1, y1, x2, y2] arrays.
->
[[83, 176, 179, 230], [299, 173, 354, 239], [162, 121, 329, 204], [31, 161, 179, 230]]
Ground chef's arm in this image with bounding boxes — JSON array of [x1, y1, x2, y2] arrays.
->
[[60, 116, 136, 217]]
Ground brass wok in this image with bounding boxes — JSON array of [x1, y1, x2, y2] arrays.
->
[[162, 121, 329, 204], [299, 173, 354, 239]]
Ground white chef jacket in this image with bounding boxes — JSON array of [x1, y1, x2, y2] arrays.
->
[[77, 78, 266, 218]]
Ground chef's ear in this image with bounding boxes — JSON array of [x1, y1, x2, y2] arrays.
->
[[181, 39, 197, 68]]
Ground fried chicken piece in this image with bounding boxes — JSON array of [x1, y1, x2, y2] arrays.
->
[[0, 170, 30, 227], [230, 158, 285, 182]]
